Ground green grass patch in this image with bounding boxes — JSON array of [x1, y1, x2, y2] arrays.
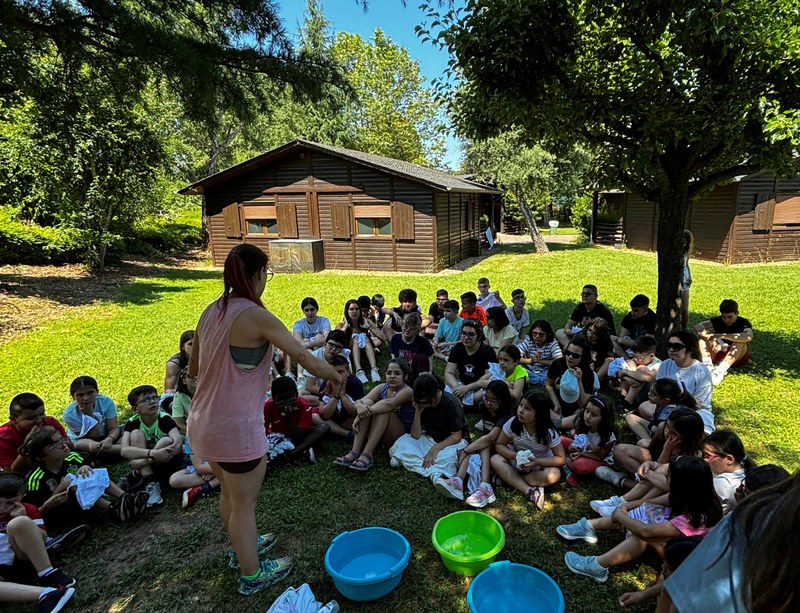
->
[[0, 242, 798, 612]]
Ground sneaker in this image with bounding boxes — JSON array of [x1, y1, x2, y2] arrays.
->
[[566, 472, 580, 487], [564, 552, 608, 582], [237, 557, 293, 595], [711, 366, 727, 386], [110, 492, 134, 522], [37, 586, 75, 613], [370, 367, 381, 383], [45, 524, 91, 556], [590, 495, 626, 517], [117, 469, 143, 493], [296, 375, 307, 391], [132, 491, 149, 517], [182, 485, 204, 509], [556, 517, 599, 544], [145, 481, 163, 507], [39, 568, 76, 589], [434, 476, 464, 500], [595, 466, 626, 488], [306, 447, 317, 464], [228, 533, 279, 569], [356, 370, 368, 384], [389, 456, 401, 468], [526, 486, 545, 510], [614, 398, 633, 415], [465, 483, 496, 508]]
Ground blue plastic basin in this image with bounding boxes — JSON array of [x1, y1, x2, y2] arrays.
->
[[468, 561, 564, 613], [324, 527, 411, 602]]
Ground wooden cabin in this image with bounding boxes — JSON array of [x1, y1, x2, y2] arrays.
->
[[179, 140, 499, 272], [593, 171, 800, 263]]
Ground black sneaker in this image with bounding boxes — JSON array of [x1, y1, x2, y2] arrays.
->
[[37, 586, 76, 613], [45, 525, 91, 556], [132, 491, 149, 517], [117, 470, 144, 493], [614, 398, 633, 415], [40, 567, 76, 589], [110, 493, 135, 522]]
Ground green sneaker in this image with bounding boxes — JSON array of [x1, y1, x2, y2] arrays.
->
[[228, 533, 278, 569], [236, 557, 293, 595]]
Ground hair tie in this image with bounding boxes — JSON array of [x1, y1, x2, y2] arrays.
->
[[742, 454, 748, 461]]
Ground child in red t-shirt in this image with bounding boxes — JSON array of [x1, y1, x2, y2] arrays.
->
[[264, 377, 329, 463], [0, 393, 70, 473], [0, 472, 76, 591]]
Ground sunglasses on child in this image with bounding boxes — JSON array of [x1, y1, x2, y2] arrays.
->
[[564, 350, 583, 359]]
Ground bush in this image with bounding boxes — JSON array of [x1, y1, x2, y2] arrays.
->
[[570, 194, 593, 238], [0, 206, 123, 265], [127, 209, 203, 256]]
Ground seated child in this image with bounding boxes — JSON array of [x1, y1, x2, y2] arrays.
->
[[264, 376, 329, 464], [0, 472, 76, 591], [559, 396, 617, 487], [611, 294, 657, 357], [505, 288, 529, 340], [311, 355, 364, 438], [120, 385, 184, 508], [432, 300, 464, 361], [291, 296, 332, 380], [425, 289, 449, 336], [388, 374, 467, 482], [171, 368, 195, 435], [381, 289, 427, 341], [23, 427, 148, 530], [334, 358, 414, 473], [476, 277, 505, 310], [733, 463, 790, 504], [702, 430, 753, 514], [516, 320, 562, 385], [168, 443, 220, 509], [624, 378, 693, 448], [490, 391, 565, 510], [558, 456, 722, 583], [459, 291, 487, 326], [300, 330, 352, 404], [389, 312, 434, 383], [496, 345, 528, 407], [0, 579, 75, 612], [336, 299, 383, 383], [694, 299, 754, 385], [62, 376, 121, 459], [613, 335, 662, 414], [359, 295, 385, 350], [433, 380, 514, 507], [0, 394, 71, 473]]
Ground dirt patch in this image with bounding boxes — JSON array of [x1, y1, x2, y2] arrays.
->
[[0, 249, 213, 343]]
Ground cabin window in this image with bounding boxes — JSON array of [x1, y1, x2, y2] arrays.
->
[[246, 218, 279, 236], [356, 217, 392, 236]]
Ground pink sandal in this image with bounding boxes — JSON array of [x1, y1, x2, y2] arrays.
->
[[350, 453, 373, 472]]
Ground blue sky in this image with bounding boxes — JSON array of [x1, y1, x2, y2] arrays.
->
[[278, 1, 463, 169]]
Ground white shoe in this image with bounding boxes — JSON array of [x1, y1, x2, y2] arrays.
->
[[434, 476, 464, 500], [595, 466, 626, 488], [589, 495, 625, 517], [145, 481, 163, 507], [370, 367, 381, 383], [389, 456, 401, 468], [356, 370, 368, 384], [711, 366, 727, 386]]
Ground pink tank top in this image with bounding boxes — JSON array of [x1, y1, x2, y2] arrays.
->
[[188, 297, 271, 462]]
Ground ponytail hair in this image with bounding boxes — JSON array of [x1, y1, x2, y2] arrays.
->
[[221, 244, 268, 316], [704, 429, 755, 473], [652, 378, 697, 411]]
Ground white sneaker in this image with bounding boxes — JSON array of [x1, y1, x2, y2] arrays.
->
[[434, 476, 464, 500], [370, 367, 381, 383], [389, 456, 401, 468], [356, 370, 368, 384], [145, 481, 163, 507], [595, 466, 626, 488], [590, 495, 625, 517], [465, 483, 496, 508], [711, 366, 727, 386]]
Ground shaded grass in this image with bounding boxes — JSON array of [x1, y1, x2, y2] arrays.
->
[[0, 242, 798, 612]]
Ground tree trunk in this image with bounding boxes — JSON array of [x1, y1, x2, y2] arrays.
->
[[516, 191, 550, 254], [654, 182, 692, 357]]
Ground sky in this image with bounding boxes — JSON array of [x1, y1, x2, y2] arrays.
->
[[278, 0, 464, 169]]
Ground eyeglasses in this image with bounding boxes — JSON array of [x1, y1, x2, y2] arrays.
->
[[136, 395, 160, 406], [513, 295, 526, 300], [264, 267, 274, 282], [326, 342, 344, 352], [460, 331, 477, 338], [702, 451, 721, 461], [46, 439, 68, 451], [564, 350, 583, 359], [666, 342, 686, 351], [531, 330, 546, 337]]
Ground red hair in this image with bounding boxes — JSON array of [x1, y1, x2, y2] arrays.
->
[[220, 244, 268, 316]]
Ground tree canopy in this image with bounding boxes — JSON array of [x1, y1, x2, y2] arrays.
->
[[428, 0, 800, 340]]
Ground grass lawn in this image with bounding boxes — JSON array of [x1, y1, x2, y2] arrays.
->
[[0, 242, 798, 612]]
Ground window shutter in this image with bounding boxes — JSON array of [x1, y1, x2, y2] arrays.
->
[[223, 203, 241, 238], [392, 201, 414, 240], [277, 202, 298, 238], [752, 195, 775, 231], [331, 201, 351, 239]]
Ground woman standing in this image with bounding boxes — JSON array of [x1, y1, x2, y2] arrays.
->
[[188, 245, 342, 596]]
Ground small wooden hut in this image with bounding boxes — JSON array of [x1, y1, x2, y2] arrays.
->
[[179, 140, 499, 272]]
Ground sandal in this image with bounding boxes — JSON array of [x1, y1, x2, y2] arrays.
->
[[333, 450, 359, 467], [350, 452, 373, 472]]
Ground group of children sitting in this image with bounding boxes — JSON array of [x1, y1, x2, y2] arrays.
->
[[0, 277, 772, 610]]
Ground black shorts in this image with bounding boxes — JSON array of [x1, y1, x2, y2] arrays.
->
[[217, 456, 264, 474]]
